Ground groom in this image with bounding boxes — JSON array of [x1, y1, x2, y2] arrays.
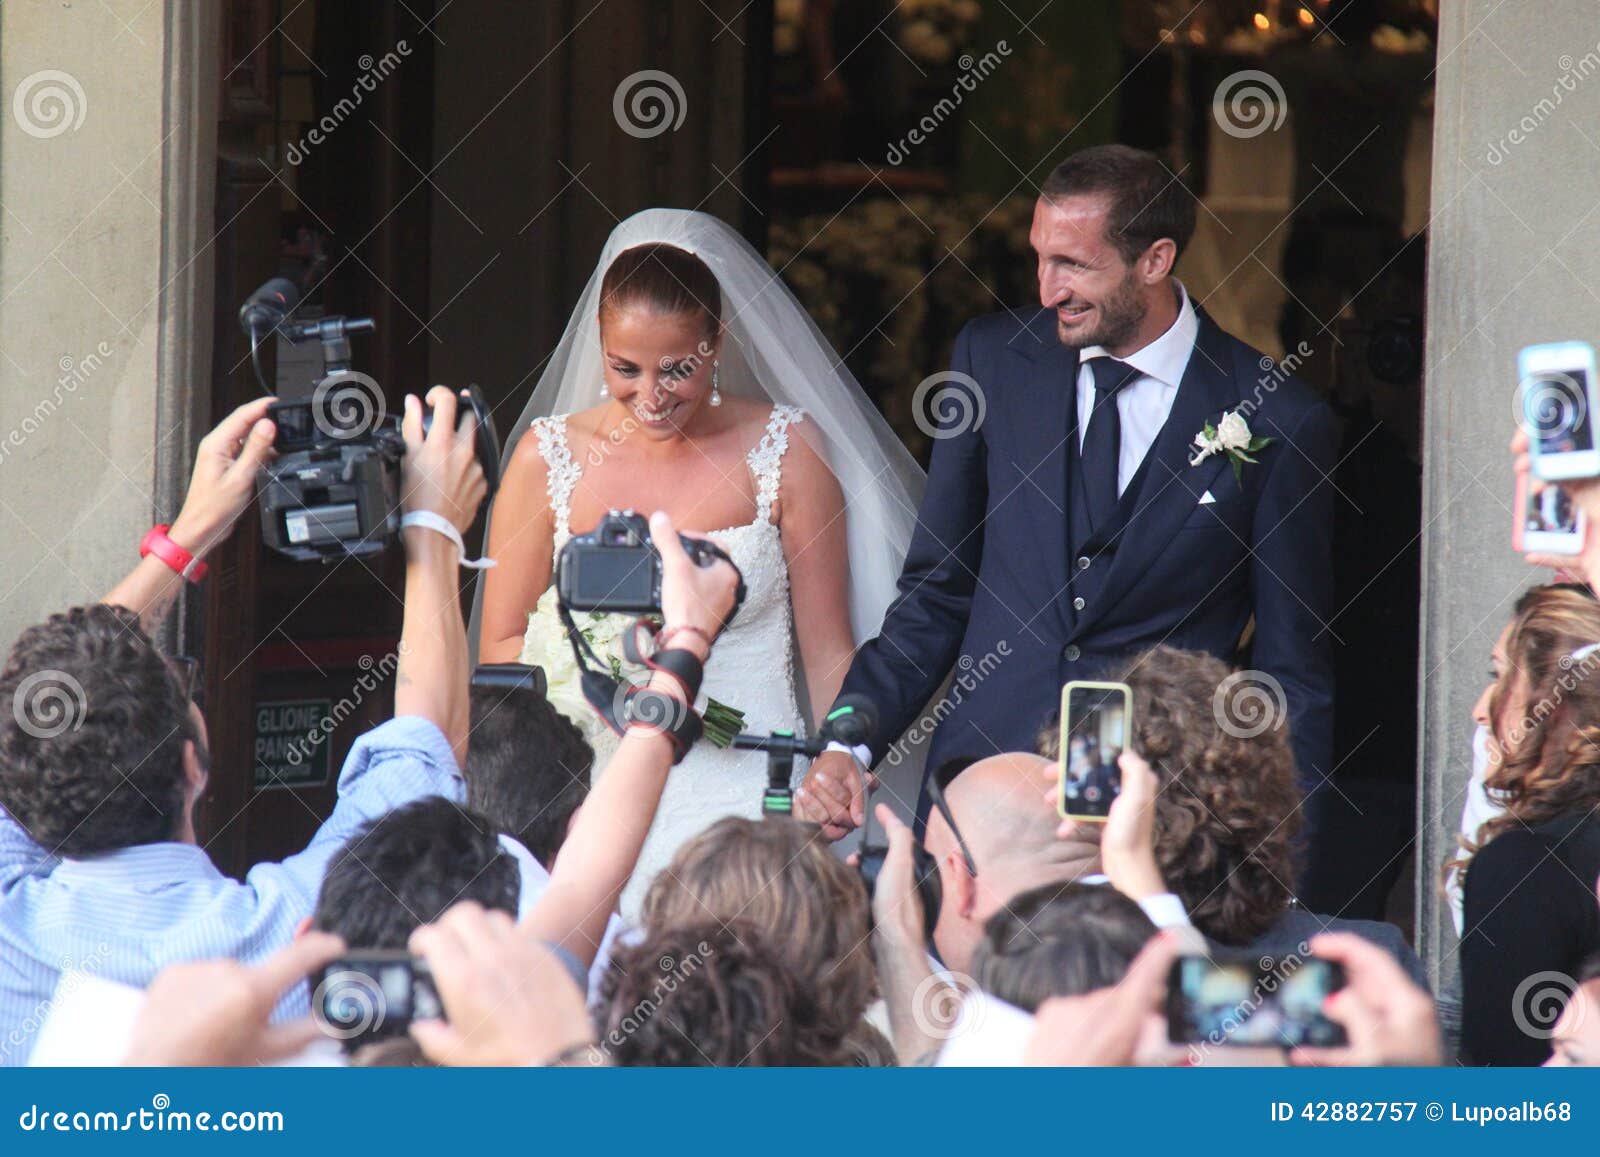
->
[[799, 144, 1337, 858]]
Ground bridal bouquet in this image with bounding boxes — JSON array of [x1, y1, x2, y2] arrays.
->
[[519, 596, 745, 747]]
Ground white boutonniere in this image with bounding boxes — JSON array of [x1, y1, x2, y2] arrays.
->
[[1189, 409, 1274, 483]]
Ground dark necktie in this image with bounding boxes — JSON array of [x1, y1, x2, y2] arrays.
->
[[1080, 357, 1139, 530]]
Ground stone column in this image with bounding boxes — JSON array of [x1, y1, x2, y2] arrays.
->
[[0, 1, 219, 650], [1418, 3, 1596, 977]]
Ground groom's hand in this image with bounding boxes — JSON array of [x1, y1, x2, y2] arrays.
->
[[797, 750, 874, 839]]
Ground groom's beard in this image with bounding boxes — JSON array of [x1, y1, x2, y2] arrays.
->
[[1056, 267, 1145, 351]]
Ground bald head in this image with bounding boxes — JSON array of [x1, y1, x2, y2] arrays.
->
[[934, 753, 1101, 887]]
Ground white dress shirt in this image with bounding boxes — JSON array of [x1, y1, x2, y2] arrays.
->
[[1076, 281, 1199, 495]]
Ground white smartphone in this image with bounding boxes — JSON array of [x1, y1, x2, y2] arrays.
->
[[1519, 340, 1600, 481], [1515, 469, 1586, 554]]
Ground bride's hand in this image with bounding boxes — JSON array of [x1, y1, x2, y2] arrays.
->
[[796, 750, 873, 839], [650, 511, 738, 657]]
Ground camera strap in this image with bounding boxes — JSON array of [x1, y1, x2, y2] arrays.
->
[[555, 602, 703, 762]]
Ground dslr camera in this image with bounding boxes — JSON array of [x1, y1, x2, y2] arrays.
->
[[556, 509, 745, 616]]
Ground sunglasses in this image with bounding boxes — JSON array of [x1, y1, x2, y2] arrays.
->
[[927, 758, 979, 877]]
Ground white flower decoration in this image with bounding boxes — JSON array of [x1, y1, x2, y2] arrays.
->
[[1190, 408, 1274, 481]]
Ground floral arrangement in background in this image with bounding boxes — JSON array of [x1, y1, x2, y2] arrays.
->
[[895, 0, 984, 68], [769, 192, 1034, 461]]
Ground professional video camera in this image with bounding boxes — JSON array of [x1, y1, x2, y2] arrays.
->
[[238, 277, 501, 562]]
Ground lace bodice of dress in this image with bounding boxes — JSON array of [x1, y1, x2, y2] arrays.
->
[[522, 403, 807, 737]]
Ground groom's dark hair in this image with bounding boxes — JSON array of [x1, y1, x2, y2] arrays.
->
[[600, 242, 723, 341], [1040, 144, 1197, 266]]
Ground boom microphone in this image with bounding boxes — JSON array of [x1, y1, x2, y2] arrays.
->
[[238, 277, 301, 335]]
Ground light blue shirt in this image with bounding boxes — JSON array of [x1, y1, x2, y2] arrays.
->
[[0, 714, 463, 1066]]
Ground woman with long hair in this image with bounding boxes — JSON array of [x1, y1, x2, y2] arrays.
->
[[1449, 583, 1600, 1065]]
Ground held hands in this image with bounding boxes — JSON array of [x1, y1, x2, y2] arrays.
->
[[649, 511, 738, 661], [168, 396, 281, 558], [795, 749, 877, 839], [400, 386, 488, 535], [406, 902, 597, 1067], [122, 932, 346, 1066]]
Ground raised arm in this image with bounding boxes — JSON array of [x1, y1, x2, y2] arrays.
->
[[102, 396, 279, 633], [518, 512, 740, 966], [393, 387, 489, 768], [776, 417, 855, 728], [478, 434, 557, 663]]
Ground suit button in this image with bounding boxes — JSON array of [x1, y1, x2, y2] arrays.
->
[[1063, 644, 1081, 661], [1072, 596, 1086, 611], [1076, 555, 1091, 571]]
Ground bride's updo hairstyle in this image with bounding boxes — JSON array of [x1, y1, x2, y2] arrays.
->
[[598, 242, 722, 342]]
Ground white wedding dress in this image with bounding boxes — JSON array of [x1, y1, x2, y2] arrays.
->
[[519, 404, 809, 917]]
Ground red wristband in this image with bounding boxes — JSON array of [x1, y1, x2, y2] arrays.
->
[[140, 525, 208, 583]]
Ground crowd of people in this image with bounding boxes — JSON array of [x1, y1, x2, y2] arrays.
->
[[0, 392, 1596, 1068]]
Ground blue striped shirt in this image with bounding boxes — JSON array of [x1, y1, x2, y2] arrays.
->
[[0, 715, 463, 1066]]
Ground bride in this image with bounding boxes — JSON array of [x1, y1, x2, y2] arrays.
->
[[476, 209, 923, 915]]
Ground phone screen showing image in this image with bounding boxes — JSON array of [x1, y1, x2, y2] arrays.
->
[[1167, 956, 1348, 1049], [1528, 368, 1595, 456], [1059, 683, 1128, 820]]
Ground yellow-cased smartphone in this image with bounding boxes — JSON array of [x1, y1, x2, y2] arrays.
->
[[1057, 680, 1132, 823]]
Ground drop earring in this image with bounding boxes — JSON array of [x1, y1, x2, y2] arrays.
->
[[599, 380, 609, 398], [710, 360, 722, 407]]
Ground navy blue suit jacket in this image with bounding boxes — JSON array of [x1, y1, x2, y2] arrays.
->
[[840, 304, 1337, 811]]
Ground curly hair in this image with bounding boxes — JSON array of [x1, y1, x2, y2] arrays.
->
[[1107, 646, 1303, 945], [597, 920, 839, 1066], [0, 604, 195, 855], [1446, 584, 1600, 881], [637, 816, 875, 1044]]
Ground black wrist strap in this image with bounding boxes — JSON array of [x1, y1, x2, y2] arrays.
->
[[645, 648, 704, 702], [622, 687, 703, 763]]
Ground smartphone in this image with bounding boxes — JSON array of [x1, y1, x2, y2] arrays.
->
[[1166, 954, 1348, 1049], [1519, 340, 1600, 481], [313, 952, 443, 1046], [1057, 680, 1131, 822], [1514, 468, 1586, 554]]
